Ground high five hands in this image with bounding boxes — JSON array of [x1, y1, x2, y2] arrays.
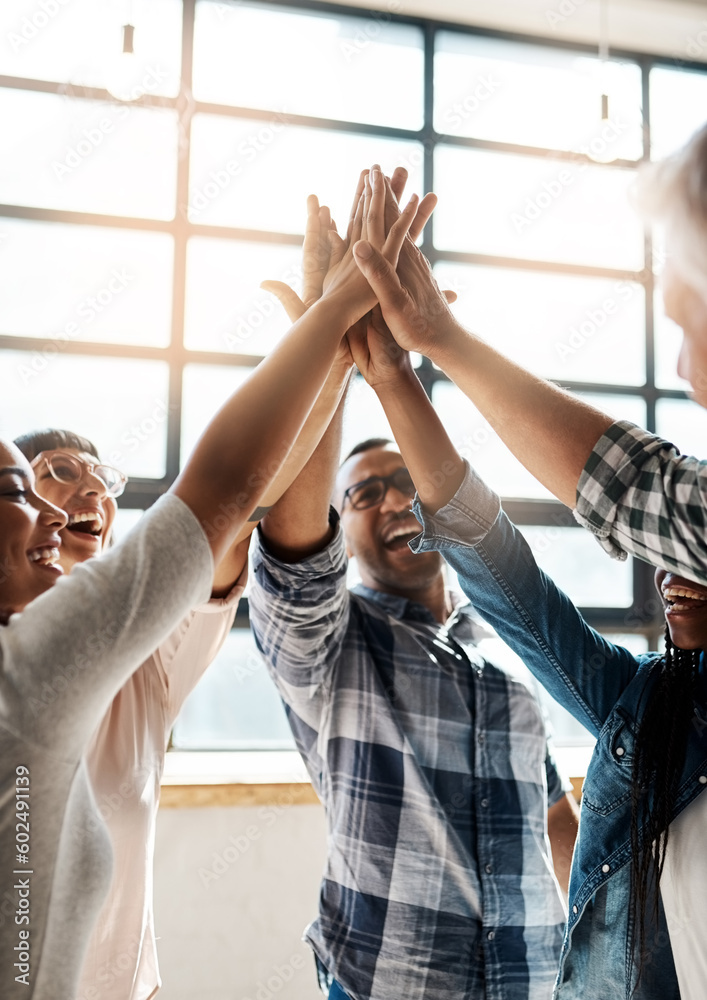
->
[[261, 165, 457, 384]]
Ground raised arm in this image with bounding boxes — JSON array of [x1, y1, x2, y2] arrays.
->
[[348, 317, 643, 732], [174, 164, 416, 566], [352, 236, 612, 509], [351, 233, 707, 584]]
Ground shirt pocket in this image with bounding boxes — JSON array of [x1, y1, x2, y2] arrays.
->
[[581, 708, 637, 816]]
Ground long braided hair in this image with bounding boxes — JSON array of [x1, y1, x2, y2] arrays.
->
[[629, 625, 700, 983]]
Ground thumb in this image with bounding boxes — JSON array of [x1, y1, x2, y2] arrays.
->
[[353, 241, 402, 304], [260, 281, 306, 322]]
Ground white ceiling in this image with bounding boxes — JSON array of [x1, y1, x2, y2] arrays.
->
[[336, 0, 707, 59]]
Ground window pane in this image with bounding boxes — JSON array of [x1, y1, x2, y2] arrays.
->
[[434, 262, 645, 385], [519, 526, 633, 608], [0, 219, 173, 347], [181, 363, 253, 463], [340, 376, 393, 463], [576, 392, 646, 427], [432, 381, 553, 499], [435, 32, 643, 160], [185, 238, 301, 355], [193, 1, 424, 130], [432, 384, 646, 499], [0, 0, 181, 95], [656, 398, 707, 462], [172, 629, 295, 750], [189, 114, 423, 232], [113, 507, 145, 544], [433, 146, 643, 270], [0, 89, 178, 218], [0, 352, 169, 477], [654, 288, 691, 391], [650, 66, 707, 160]]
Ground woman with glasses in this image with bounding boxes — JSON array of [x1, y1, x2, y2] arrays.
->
[[0, 165, 417, 1000], [14, 426, 246, 1000]]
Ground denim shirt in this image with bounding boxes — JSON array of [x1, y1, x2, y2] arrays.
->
[[410, 464, 707, 1000]]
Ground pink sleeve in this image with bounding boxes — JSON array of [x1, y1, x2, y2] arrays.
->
[[153, 565, 247, 723]]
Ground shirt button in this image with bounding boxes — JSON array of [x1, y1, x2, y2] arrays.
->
[[480, 798, 489, 808], [485, 864, 493, 874], [615, 747, 625, 757], [602, 863, 610, 873], [699, 775, 707, 785], [478, 733, 485, 744], [487, 931, 495, 941], [572, 905, 578, 914]]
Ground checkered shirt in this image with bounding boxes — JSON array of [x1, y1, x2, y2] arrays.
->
[[575, 419, 707, 583], [249, 519, 568, 1000]]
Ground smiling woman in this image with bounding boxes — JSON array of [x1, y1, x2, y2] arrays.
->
[[14, 429, 121, 571]]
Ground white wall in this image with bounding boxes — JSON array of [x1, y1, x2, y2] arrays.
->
[[154, 804, 327, 1000]]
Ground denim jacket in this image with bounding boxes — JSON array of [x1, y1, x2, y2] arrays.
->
[[411, 464, 707, 1000]]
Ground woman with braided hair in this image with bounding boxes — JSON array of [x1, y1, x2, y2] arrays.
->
[[340, 306, 707, 998]]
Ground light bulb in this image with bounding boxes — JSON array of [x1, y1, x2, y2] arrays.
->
[[105, 24, 142, 102]]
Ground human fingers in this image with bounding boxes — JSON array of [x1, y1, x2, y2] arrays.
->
[[347, 169, 368, 241], [353, 241, 406, 313], [301, 194, 322, 306], [328, 229, 347, 269], [382, 192, 419, 265], [389, 166, 408, 203], [364, 164, 386, 247], [408, 191, 437, 243], [349, 184, 366, 245], [260, 281, 306, 322], [443, 289, 457, 304]]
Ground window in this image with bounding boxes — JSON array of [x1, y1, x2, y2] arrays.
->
[[1, 0, 704, 752]]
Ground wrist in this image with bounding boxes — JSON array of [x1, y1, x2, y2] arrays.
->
[[319, 285, 372, 331], [422, 314, 470, 366]]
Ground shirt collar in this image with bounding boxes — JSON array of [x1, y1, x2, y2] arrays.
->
[[351, 583, 491, 642]]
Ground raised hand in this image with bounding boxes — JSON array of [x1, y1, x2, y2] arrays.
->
[[346, 306, 412, 390], [261, 193, 333, 322], [320, 164, 419, 323], [352, 225, 458, 358]]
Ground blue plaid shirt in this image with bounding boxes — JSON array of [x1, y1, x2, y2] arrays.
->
[[575, 419, 707, 583], [250, 519, 567, 1000]]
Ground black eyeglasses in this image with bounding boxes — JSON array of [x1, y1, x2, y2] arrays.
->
[[35, 452, 128, 499], [342, 467, 415, 510]]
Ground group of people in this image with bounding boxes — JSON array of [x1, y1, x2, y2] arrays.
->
[[1, 121, 707, 1000]]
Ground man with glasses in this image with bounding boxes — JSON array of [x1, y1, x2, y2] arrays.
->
[[249, 410, 579, 1000]]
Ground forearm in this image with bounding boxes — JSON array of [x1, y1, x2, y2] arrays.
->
[[427, 321, 614, 508], [374, 368, 466, 513], [259, 387, 348, 561], [172, 294, 358, 564]]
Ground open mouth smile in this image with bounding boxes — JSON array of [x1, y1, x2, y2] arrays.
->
[[662, 584, 707, 614], [66, 511, 104, 539]]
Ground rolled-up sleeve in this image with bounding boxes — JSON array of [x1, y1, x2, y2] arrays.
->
[[249, 514, 350, 719], [575, 419, 707, 583]]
